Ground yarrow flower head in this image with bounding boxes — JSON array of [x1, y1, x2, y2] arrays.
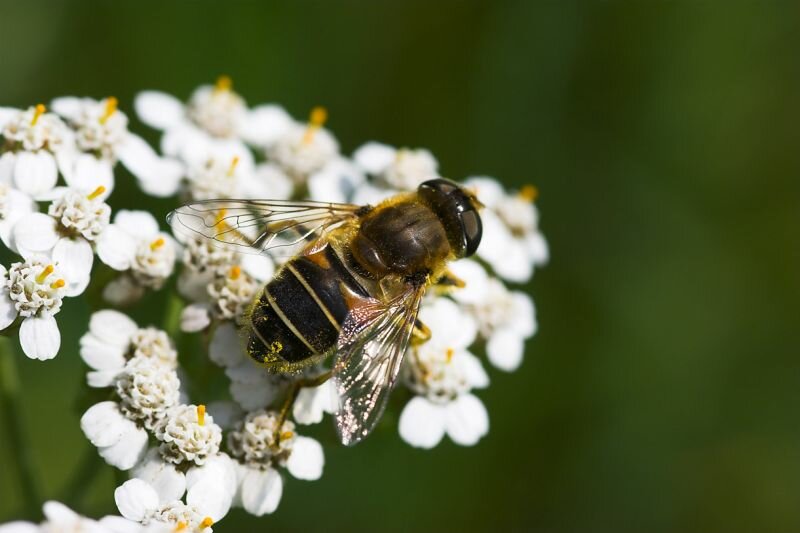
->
[[465, 177, 548, 283], [13, 186, 110, 296], [97, 210, 177, 304], [399, 297, 490, 449], [0, 104, 72, 199], [354, 141, 440, 191], [227, 409, 324, 516], [80, 309, 178, 387], [266, 107, 339, 183], [50, 96, 183, 198], [0, 257, 66, 360], [157, 404, 222, 466]]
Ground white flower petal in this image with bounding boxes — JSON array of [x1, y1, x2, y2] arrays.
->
[[487, 328, 525, 372], [419, 298, 477, 350], [89, 309, 138, 346], [292, 381, 337, 425], [490, 241, 533, 283], [134, 91, 186, 130], [186, 455, 237, 520], [510, 291, 536, 337], [239, 254, 274, 282], [353, 142, 396, 175], [180, 303, 211, 332], [80, 335, 126, 371], [527, 231, 549, 265], [0, 107, 18, 132], [0, 294, 17, 330], [87, 369, 121, 388], [13, 151, 57, 197], [241, 104, 292, 147], [116, 134, 159, 181], [444, 393, 489, 446], [448, 259, 490, 305], [136, 158, 183, 197], [64, 154, 114, 196], [229, 377, 277, 412], [398, 396, 446, 449], [19, 315, 60, 360], [209, 323, 245, 368], [50, 96, 84, 121], [240, 468, 283, 516], [286, 436, 324, 481], [99, 423, 148, 470], [132, 450, 186, 504], [96, 225, 137, 270], [114, 210, 159, 239], [13, 212, 59, 253], [114, 479, 159, 522], [459, 352, 490, 388], [463, 176, 505, 208], [52, 237, 94, 296], [0, 521, 39, 533], [80, 401, 128, 447]]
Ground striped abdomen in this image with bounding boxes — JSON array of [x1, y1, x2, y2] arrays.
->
[[247, 245, 369, 371]]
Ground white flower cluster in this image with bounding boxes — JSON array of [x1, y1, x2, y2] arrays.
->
[[0, 79, 547, 529]]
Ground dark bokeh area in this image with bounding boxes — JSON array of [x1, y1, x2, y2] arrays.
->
[[1, 1, 799, 531]]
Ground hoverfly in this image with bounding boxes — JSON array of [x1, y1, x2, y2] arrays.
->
[[168, 178, 483, 445]]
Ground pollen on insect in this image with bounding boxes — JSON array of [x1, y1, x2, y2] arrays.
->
[[150, 237, 165, 251], [99, 97, 118, 125], [50, 279, 65, 289], [30, 104, 46, 126], [36, 264, 54, 284], [197, 404, 206, 426], [303, 106, 327, 144], [200, 517, 214, 529], [227, 156, 240, 177], [519, 184, 538, 203], [86, 185, 106, 200], [215, 75, 232, 92], [229, 265, 241, 280]]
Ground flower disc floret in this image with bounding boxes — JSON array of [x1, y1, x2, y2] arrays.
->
[[2, 105, 69, 153], [187, 81, 247, 138], [158, 405, 222, 466], [6, 258, 66, 317], [130, 327, 178, 365], [227, 410, 296, 469], [207, 266, 259, 321], [116, 356, 181, 430], [47, 188, 110, 241]]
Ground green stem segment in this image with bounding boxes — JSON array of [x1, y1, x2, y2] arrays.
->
[[0, 337, 41, 518]]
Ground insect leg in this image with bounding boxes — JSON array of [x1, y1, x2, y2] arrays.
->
[[411, 319, 431, 346], [274, 370, 333, 444]]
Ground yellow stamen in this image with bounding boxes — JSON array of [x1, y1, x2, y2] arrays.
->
[[213, 209, 228, 229], [99, 97, 118, 125], [215, 75, 232, 92], [174, 522, 187, 532], [30, 104, 46, 126], [36, 265, 54, 284], [519, 185, 538, 203], [200, 517, 214, 529], [303, 106, 328, 144], [50, 279, 65, 289], [197, 404, 206, 426], [227, 156, 240, 177], [445, 347, 455, 363], [229, 265, 241, 280], [280, 431, 294, 441], [86, 186, 106, 200], [149, 237, 165, 251]]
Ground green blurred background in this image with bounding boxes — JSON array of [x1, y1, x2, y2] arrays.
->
[[1, 1, 799, 531]]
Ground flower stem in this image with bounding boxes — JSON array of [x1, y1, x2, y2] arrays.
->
[[0, 337, 41, 518], [59, 446, 103, 508], [275, 371, 332, 443], [162, 290, 184, 341]]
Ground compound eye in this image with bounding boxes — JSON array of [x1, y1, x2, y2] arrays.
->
[[460, 209, 482, 257]]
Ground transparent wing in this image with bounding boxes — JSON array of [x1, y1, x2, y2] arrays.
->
[[332, 284, 426, 446], [167, 199, 361, 256]]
